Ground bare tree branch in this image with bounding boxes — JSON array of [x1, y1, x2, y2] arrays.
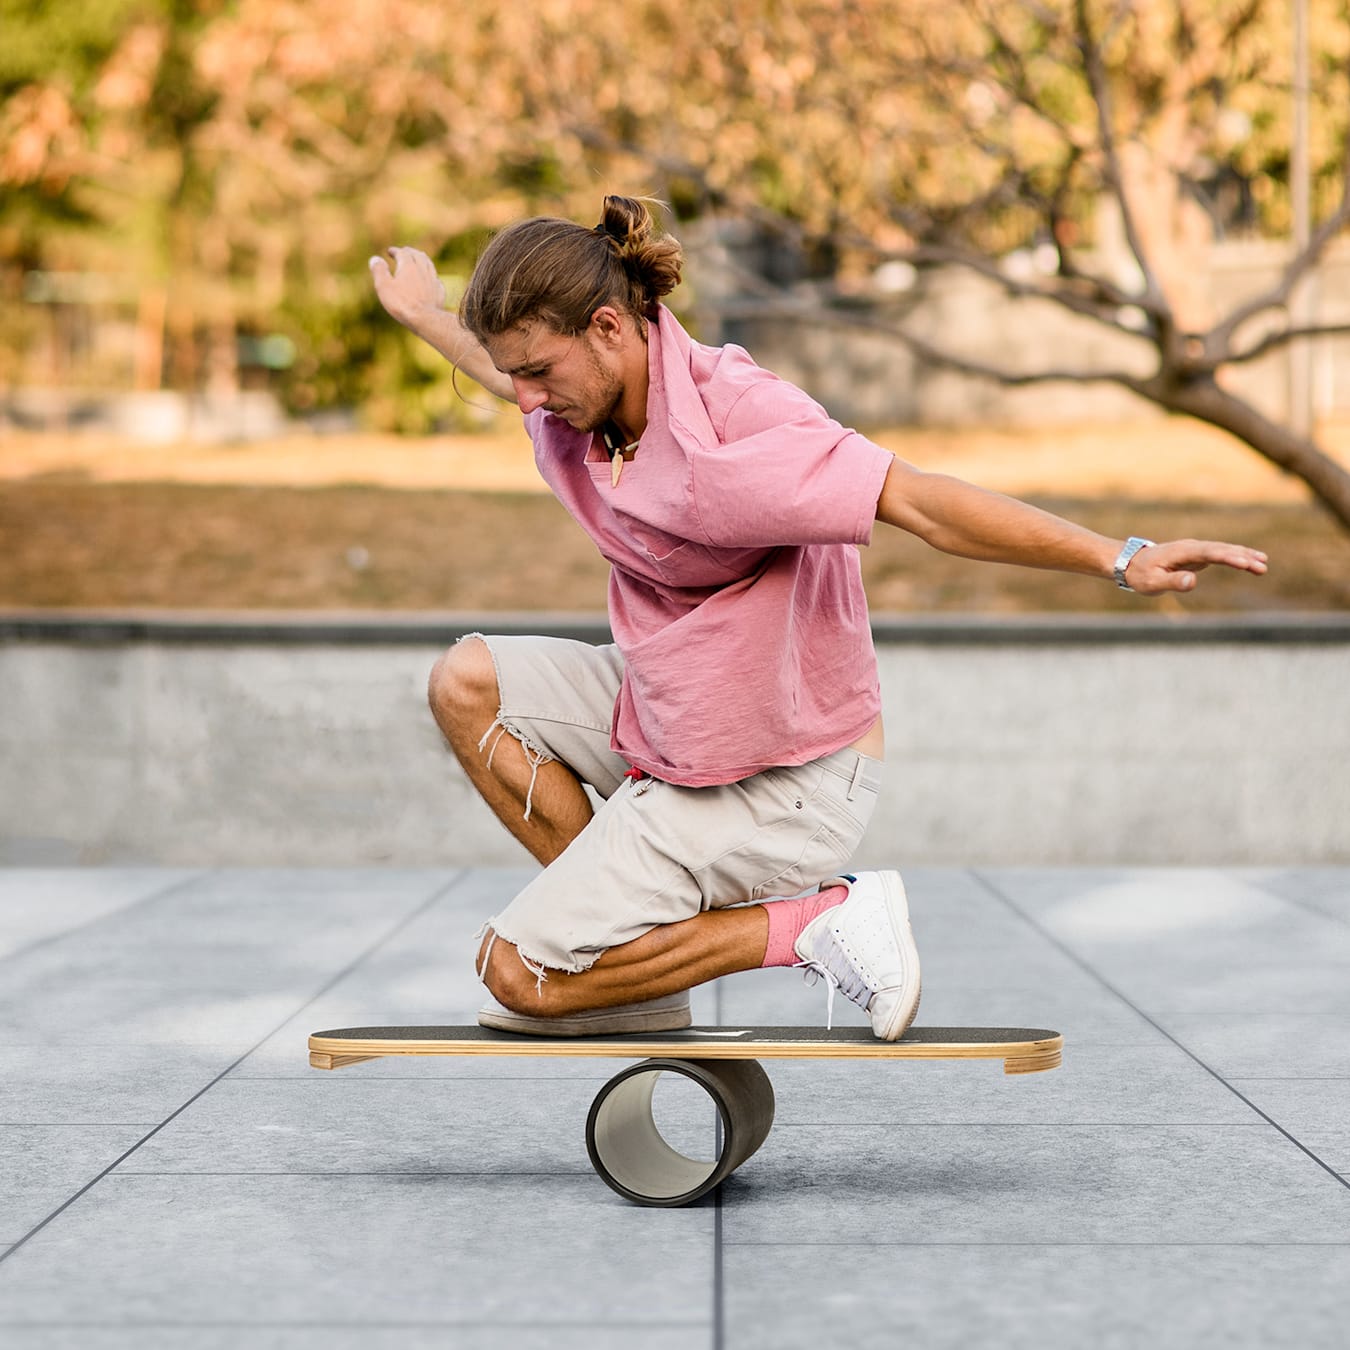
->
[[1207, 146, 1350, 351], [701, 294, 1148, 391], [1227, 320, 1350, 366], [968, 0, 1087, 150], [1073, 0, 1168, 317]]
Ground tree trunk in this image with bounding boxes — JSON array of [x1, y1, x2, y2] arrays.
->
[[134, 287, 167, 391], [1138, 372, 1350, 534]]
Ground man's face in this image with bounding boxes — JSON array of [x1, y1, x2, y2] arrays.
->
[[484, 317, 624, 434]]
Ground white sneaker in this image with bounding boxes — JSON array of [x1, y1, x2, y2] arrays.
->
[[793, 870, 921, 1041], [477, 990, 692, 1037]]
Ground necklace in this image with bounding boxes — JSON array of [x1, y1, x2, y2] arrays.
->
[[600, 421, 640, 487]]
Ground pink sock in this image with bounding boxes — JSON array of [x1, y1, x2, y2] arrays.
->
[[760, 886, 849, 967]]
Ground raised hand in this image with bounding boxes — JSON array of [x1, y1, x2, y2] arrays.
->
[[1121, 540, 1269, 595], [369, 246, 446, 330], [367, 246, 514, 400]]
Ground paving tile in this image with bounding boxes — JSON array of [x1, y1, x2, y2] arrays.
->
[[894, 869, 1028, 924], [986, 869, 1326, 959], [983, 867, 1289, 931], [6, 865, 1348, 1349], [1237, 867, 1350, 925], [762, 1041, 1256, 1126], [0, 1046, 242, 1126], [723, 1243, 1350, 1350], [720, 1123, 1350, 1244], [1156, 1013, 1350, 1079], [33, 869, 456, 954], [1072, 939, 1348, 1017], [1230, 1078, 1350, 1174], [0, 1329, 707, 1350], [912, 984, 1154, 1044], [0, 1174, 714, 1325], [0, 870, 451, 1046], [1122, 962, 1350, 1016], [1230, 1077, 1350, 1129], [0, 869, 203, 961], [115, 1078, 629, 1176], [239, 866, 519, 1034], [981, 869, 1350, 1015], [904, 920, 1068, 971], [0, 1125, 148, 1235]]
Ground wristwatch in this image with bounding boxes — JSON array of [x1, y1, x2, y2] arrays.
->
[[1113, 536, 1155, 591]]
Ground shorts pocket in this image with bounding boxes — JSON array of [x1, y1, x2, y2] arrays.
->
[[809, 774, 880, 845], [747, 822, 856, 903]]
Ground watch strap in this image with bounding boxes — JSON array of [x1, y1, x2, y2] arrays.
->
[[1113, 536, 1156, 591]]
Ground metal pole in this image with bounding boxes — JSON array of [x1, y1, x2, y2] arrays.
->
[[1289, 0, 1313, 436]]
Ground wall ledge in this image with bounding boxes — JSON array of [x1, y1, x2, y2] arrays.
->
[[1, 608, 1348, 646]]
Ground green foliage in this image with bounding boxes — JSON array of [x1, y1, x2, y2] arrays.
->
[[275, 264, 505, 434], [0, 0, 161, 92], [1, 0, 1346, 424]]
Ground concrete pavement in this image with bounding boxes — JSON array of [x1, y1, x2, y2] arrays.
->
[[2, 865, 1348, 1348]]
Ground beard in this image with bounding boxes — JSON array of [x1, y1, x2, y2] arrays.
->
[[555, 345, 625, 434], [567, 394, 622, 435]]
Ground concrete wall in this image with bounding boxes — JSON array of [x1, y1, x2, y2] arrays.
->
[[689, 229, 1350, 429], [3, 613, 1346, 868], [14, 239, 1350, 441]]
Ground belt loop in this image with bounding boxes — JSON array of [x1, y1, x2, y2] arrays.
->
[[847, 753, 866, 801]]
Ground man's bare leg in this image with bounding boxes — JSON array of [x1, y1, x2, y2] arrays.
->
[[433, 638, 804, 1019], [428, 637, 592, 866], [479, 907, 771, 1016]]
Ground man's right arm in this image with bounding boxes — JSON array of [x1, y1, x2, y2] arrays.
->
[[369, 247, 516, 402]]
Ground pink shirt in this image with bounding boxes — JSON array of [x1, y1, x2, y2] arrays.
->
[[525, 307, 894, 787]]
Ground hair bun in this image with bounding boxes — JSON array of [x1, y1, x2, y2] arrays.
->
[[460, 194, 685, 339], [596, 195, 683, 305]]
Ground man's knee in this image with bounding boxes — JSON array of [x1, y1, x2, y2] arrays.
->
[[428, 637, 499, 734], [479, 930, 551, 1013]]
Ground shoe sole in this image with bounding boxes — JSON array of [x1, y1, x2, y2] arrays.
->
[[871, 870, 923, 1041], [477, 1002, 693, 1038]]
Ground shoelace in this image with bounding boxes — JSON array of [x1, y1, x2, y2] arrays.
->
[[794, 956, 870, 1030]]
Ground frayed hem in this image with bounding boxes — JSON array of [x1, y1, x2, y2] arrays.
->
[[476, 714, 556, 823], [454, 633, 557, 823], [476, 918, 601, 981]]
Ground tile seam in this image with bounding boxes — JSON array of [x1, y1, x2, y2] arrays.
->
[[0, 868, 215, 967], [971, 869, 1350, 1193], [0, 869, 468, 1268], [721, 1240, 1350, 1248]]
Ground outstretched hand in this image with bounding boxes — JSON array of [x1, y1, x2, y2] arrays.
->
[[1123, 540, 1268, 595], [369, 246, 445, 330]]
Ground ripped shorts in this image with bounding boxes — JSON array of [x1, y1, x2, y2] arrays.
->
[[466, 634, 883, 976]]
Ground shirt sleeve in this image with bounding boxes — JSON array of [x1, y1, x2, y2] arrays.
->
[[688, 376, 895, 549]]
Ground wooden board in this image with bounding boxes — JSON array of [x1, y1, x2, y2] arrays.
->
[[308, 1024, 1063, 1075]]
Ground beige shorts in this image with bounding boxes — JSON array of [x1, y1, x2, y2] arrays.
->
[[470, 634, 883, 974]]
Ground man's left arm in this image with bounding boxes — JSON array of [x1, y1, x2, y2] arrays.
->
[[875, 456, 1268, 595]]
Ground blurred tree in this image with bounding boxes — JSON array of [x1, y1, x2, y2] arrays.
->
[[3, 0, 1349, 526], [0, 0, 221, 393], [535, 0, 1350, 529], [0, 0, 155, 385]]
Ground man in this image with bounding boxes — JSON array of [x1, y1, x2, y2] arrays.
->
[[371, 195, 1267, 1041]]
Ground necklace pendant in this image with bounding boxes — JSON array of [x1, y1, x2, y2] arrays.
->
[[601, 421, 638, 488]]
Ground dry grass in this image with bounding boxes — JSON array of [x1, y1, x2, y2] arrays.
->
[[7, 415, 1350, 501], [4, 416, 1348, 613]]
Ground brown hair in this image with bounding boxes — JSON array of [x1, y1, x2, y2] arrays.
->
[[460, 195, 683, 341]]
